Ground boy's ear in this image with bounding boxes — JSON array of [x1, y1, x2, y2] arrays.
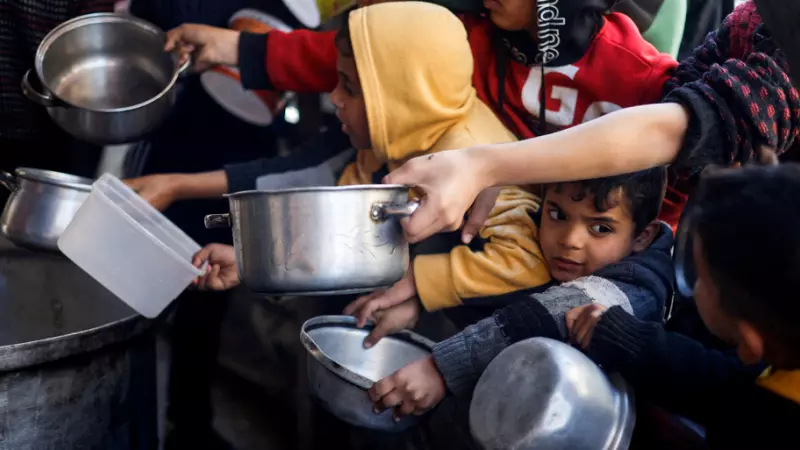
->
[[736, 321, 765, 365], [631, 221, 660, 252]]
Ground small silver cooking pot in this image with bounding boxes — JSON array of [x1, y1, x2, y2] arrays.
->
[[0, 168, 92, 251], [301, 315, 434, 432], [204, 185, 418, 295], [21, 13, 189, 145], [470, 338, 635, 450]]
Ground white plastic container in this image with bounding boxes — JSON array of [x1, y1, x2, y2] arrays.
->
[[58, 174, 204, 318]]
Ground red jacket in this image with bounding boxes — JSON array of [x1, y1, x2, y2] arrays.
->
[[261, 13, 675, 134]]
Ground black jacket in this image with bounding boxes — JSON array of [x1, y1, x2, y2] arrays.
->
[[590, 306, 800, 449]]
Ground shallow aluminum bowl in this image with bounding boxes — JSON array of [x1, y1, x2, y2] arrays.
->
[[470, 338, 635, 450], [301, 315, 434, 432]]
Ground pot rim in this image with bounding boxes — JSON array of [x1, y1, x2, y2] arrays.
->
[[300, 315, 434, 390], [16, 168, 93, 192], [34, 13, 182, 113], [0, 314, 151, 371], [226, 184, 413, 198]]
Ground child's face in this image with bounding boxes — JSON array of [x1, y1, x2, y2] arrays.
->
[[692, 236, 764, 365], [484, 0, 537, 32], [539, 184, 655, 283], [330, 53, 371, 150]]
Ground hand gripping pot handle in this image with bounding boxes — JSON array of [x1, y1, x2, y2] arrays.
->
[[204, 213, 231, 229], [370, 201, 419, 221]]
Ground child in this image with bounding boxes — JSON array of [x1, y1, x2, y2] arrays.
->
[[364, 167, 674, 417], [196, 3, 551, 310], [565, 163, 800, 449]]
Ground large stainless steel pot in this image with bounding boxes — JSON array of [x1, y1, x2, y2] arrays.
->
[[300, 315, 434, 432], [21, 13, 189, 145], [0, 168, 92, 251], [204, 185, 418, 295], [470, 338, 635, 450]]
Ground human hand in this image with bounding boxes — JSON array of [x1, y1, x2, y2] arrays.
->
[[360, 298, 421, 348], [124, 174, 183, 211], [192, 244, 240, 291], [368, 356, 446, 421], [343, 267, 417, 329], [383, 149, 492, 244], [164, 24, 240, 71], [565, 304, 609, 350], [460, 187, 501, 243]]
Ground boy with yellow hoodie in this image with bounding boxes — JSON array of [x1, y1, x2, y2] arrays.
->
[[332, 2, 550, 320], [195, 1, 551, 318]]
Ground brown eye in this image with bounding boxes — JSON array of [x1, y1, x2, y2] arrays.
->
[[590, 224, 613, 235], [548, 208, 566, 221]]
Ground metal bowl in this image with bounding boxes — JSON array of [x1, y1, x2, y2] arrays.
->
[[300, 315, 434, 432], [470, 338, 635, 450]]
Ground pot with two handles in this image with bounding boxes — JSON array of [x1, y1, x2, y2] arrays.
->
[[21, 13, 189, 145], [204, 185, 418, 295], [0, 168, 92, 251]]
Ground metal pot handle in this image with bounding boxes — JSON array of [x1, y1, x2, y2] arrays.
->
[[0, 170, 17, 191], [370, 201, 420, 221], [176, 56, 191, 77], [21, 70, 57, 107], [204, 213, 231, 229]]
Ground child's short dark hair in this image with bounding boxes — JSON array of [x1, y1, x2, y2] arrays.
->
[[546, 166, 667, 234], [334, 11, 354, 58], [692, 164, 800, 368]]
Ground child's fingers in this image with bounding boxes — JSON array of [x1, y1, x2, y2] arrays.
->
[[565, 305, 588, 335], [192, 247, 213, 267], [364, 317, 396, 349], [343, 291, 381, 318], [198, 265, 219, 291], [461, 188, 499, 244], [208, 265, 221, 289], [369, 378, 390, 400], [358, 289, 409, 324], [572, 308, 597, 349], [394, 400, 416, 420], [376, 391, 403, 412], [164, 26, 185, 51]]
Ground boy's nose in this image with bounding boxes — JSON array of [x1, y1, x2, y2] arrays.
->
[[329, 89, 344, 109], [559, 228, 585, 250]]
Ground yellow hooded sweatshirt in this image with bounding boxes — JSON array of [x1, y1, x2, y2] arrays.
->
[[337, 2, 550, 311]]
